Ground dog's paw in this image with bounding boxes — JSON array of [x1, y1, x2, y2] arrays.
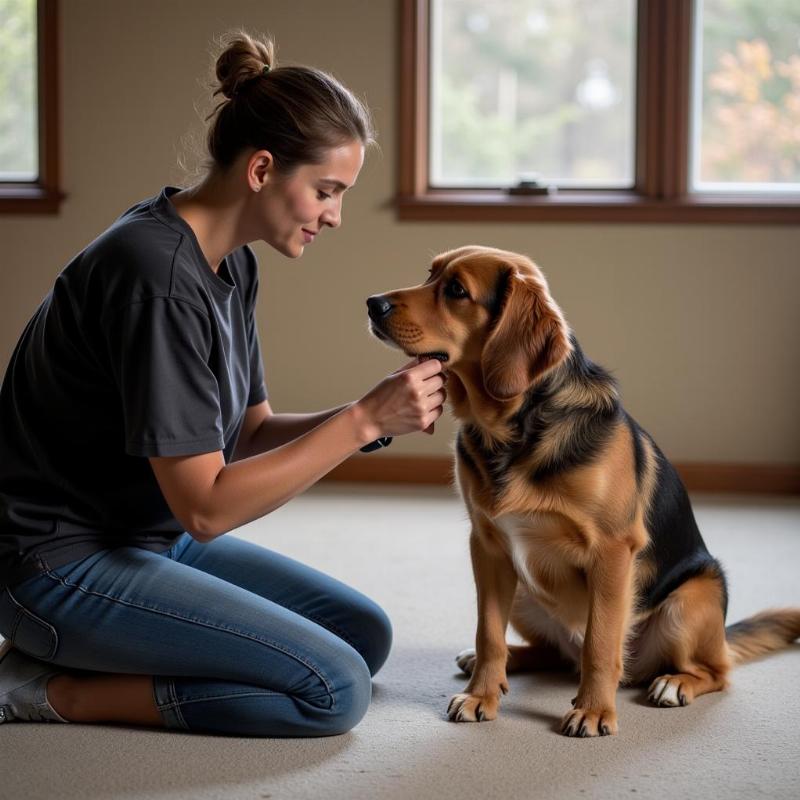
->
[[560, 706, 618, 737], [455, 648, 476, 675], [447, 692, 499, 723], [648, 675, 692, 707]]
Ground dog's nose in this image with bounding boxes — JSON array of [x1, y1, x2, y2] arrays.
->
[[367, 295, 394, 320]]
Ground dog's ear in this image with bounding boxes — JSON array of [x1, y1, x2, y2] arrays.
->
[[481, 270, 572, 401]]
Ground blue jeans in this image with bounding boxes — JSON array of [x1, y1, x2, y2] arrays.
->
[[0, 532, 392, 737]]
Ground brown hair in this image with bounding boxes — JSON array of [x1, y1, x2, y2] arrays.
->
[[205, 31, 375, 173]]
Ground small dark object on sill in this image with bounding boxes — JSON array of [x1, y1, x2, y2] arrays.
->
[[507, 176, 558, 196]]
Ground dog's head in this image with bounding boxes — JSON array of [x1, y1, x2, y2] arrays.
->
[[367, 246, 572, 401]]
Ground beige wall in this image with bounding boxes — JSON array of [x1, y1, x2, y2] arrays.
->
[[1, 0, 798, 464]]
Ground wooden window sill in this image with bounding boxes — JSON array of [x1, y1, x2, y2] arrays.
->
[[0, 184, 66, 214], [396, 191, 800, 224]]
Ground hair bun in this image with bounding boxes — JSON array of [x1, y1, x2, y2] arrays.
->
[[203, 28, 374, 173], [213, 30, 276, 100]]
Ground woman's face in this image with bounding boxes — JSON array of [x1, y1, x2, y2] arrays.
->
[[255, 140, 365, 258]]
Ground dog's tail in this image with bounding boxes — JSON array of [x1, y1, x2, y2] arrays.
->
[[725, 608, 800, 666]]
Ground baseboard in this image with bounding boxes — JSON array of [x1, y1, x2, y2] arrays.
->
[[323, 456, 800, 495], [670, 463, 800, 495], [325, 456, 455, 485]]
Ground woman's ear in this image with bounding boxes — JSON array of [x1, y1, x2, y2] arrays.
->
[[481, 270, 572, 401], [247, 150, 275, 192]]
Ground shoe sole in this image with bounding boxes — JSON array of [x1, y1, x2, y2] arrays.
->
[[0, 638, 12, 666], [0, 639, 14, 722]]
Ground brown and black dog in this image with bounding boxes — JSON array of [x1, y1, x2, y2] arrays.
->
[[367, 245, 800, 737]]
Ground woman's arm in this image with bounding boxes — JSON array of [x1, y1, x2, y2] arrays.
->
[[150, 403, 371, 541], [149, 358, 446, 541], [231, 400, 348, 460]]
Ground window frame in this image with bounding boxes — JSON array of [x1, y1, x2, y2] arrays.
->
[[0, 0, 63, 214], [397, 0, 800, 223]]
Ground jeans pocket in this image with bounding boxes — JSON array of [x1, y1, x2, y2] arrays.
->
[[0, 588, 59, 660]]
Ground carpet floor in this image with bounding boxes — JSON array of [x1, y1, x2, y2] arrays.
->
[[1, 484, 799, 800]]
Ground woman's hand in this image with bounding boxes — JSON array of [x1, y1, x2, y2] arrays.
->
[[352, 358, 447, 444]]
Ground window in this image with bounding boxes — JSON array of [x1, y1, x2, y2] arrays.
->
[[430, 0, 637, 190], [691, 0, 800, 193], [0, 0, 62, 213], [398, 0, 800, 222]]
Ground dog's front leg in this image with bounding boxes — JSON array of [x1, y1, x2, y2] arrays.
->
[[561, 538, 635, 737], [448, 526, 517, 722]]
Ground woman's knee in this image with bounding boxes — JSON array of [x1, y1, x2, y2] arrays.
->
[[328, 663, 373, 735], [347, 597, 392, 677], [162, 653, 374, 738], [302, 652, 373, 736]]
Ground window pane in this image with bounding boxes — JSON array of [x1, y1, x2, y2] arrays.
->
[[692, 0, 800, 192], [430, 0, 636, 189], [0, 0, 38, 181]]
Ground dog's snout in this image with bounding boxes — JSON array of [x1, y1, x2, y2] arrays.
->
[[367, 295, 394, 321]]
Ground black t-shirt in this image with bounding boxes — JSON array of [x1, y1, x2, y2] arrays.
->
[[0, 187, 268, 590]]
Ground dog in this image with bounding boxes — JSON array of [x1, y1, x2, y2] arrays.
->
[[367, 245, 800, 737]]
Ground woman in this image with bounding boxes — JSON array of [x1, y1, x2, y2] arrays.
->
[[0, 32, 446, 737]]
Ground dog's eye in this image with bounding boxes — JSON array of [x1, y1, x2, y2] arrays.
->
[[445, 279, 469, 300]]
